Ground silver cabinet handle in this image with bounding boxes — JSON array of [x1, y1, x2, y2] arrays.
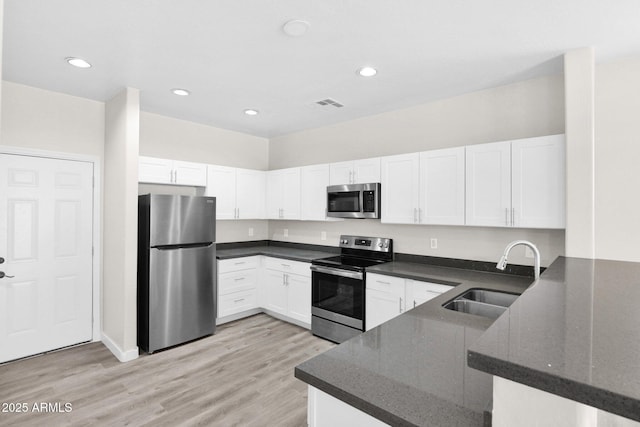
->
[[511, 208, 515, 227], [505, 208, 509, 226], [174, 170, 178, 183], [376, 280, 391, 285], [399, 297, 403, 313], [413, 300, 417, 308], [234, 277, 245, 281], [281, 263, 290, 268], [234, 298, 245, 303], [234, 261, 246, 265], [414, 208, 417, 223], [418, 208, 422, 223], [349, 170, 353, 184]]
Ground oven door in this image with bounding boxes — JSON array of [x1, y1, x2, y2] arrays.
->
[[311, 266, 364, 330]]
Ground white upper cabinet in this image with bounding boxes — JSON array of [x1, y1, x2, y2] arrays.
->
[[139, 156, 207, 186], [236, 168, 266, 219], [205, 165, 237, 219], [465, 141, 512, 227], [267, 167, 301, 220], [466, 134, 565, 228], [381, 153, 420, 224], [301, 164, 330, 221], [382, 149, 465, 225], [329, 158, 381, 185], [511, 135, 565, 228], [419, 147, 466, 225], [205, 165, 265, 219]]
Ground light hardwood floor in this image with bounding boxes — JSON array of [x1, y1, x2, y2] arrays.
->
[[0, 314, 334, 426]]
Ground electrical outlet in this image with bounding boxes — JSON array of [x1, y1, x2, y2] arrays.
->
[[525, 246, 534, 258], [321, 231, 327, 241], [430, 238, 438, 249], [248, 227, 254, 237], [284, 229, 288, 237]]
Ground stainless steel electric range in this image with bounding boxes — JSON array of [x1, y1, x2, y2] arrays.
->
[[310, 235, 393, 343]]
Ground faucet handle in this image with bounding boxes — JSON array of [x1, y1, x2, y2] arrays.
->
[[496, 255, 508, 271]]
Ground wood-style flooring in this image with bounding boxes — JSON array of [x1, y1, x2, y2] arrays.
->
[[0, 314, 334, 426]]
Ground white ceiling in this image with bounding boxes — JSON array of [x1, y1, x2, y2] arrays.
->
[[4, 0, 640, 138]]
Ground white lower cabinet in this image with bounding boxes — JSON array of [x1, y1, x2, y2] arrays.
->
[[263, 257, 312, 326], [218, 256, 311, 328], [217, 256, 261, 320], [366, 273, 455, 330], [308, 386, 389, 427]]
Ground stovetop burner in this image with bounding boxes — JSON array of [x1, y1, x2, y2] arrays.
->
[[312, 235, 393, 271]]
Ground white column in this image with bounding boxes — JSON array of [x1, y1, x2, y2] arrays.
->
[[564, 48, 595, 259], [103, 87, 140, 362]]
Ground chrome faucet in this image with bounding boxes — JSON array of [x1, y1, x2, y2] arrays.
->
[[496, 240, 541, 280]]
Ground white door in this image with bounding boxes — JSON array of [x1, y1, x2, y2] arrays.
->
[[205, 165, 237, 219], [380, 153, 420, 224], [236, 168, 266, 219], [511, 135, 566, 229], [286, 273, 311, 324], [420, 147, 466, 225], [138, 156, 173, 184], [0, 154, 94, 363], [353, 158, 381, 184], [264, 269, 287, 315], [173, 160, 207, 186], [465, 141, 512, 227], [266, 170, 283, 219], [329, 161, 354, 185], [301, 164, 330, 221], [281, 168, 301, 220]]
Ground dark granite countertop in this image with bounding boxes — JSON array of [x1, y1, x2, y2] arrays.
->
[[468, 256, 640, 422], [216, 241, 337, 262], [295, 263, 532, 426]]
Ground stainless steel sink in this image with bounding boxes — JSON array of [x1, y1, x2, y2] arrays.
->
[[443, 289, 519, 320]]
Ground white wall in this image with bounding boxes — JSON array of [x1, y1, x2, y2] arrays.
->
[[269, 75, 564, 168], [138, 111, 270, 242], [102, 88, 139, 362], [1, 81, 105, 157], [594, 56, 640, 262], [269, 75, 566, 266], [139, 112, 268, 169]]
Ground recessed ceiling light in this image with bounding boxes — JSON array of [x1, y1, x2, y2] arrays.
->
[[282, 20, 310, 37], [171, 88, 190, 96], [66, 57, 91, 68], [358, 67, 377, 77], [244, 109, 259, 116]]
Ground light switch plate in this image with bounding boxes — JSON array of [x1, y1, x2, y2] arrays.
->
[[321, 231, 327, 241], [284, 229, 289, 237], [430, 238, 438, 249]]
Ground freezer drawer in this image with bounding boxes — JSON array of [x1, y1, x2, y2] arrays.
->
[[146, 244, 216, 353]]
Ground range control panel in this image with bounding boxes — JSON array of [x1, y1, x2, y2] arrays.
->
[[339, 235, 392, 253]]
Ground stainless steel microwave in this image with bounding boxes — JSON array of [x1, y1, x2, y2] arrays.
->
[[327, 183, 381, 219]]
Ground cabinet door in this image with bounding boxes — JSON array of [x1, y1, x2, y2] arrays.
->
[[266, 170, 283, 219], [173, 160, 207, 186], [139, 156, 173, 184], [353, 158, 381, 183], [281, 168, 301, 219], [365, 273, 405, 330], [512, 135, 565, 229], [380, 153, 420, 224], [406, 280, 454, 309], [465, 141, 511, 227], [287, 273, 311, 325], [236, 168, 266, 219], [329, 161, 354, 185], [264, 269, 288, 315], [420, 147, 465, 225], [205, 165, 237, 219], [301, 164, 330, 221]]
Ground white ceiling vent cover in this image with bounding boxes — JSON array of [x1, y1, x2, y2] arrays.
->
[[316, 98, 344, 108]]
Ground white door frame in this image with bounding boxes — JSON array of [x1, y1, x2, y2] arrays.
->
[[0, 144, 102, 342]]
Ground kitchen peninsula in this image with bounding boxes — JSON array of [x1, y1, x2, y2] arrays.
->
[[296, 256, 640, 426]]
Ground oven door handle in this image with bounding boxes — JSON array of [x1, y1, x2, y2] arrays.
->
[[310, 265, 364, 281]]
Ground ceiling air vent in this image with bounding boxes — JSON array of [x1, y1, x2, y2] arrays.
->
[[316, 98, 344, 108]]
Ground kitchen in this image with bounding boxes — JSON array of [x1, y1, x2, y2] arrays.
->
[[1, 1, 640, 426]]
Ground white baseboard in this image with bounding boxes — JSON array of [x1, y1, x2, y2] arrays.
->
[[101, 332, 139, 363]]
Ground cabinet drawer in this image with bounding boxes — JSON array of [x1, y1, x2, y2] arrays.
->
[[218, 256, 260, 274], [366, 273, 405, 293], [263, 257, 311, 277], [219, 269, 258, 295], [411, 280, 454, 296], [219, 289, 258, 317]]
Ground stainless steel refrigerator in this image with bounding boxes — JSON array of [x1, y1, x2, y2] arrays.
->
[[137, 194, 216, 353]]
